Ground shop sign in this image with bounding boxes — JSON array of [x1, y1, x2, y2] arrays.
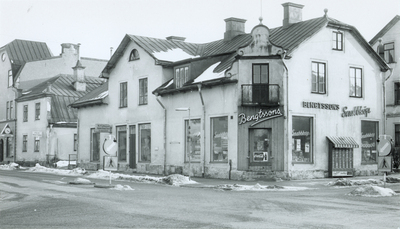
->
[[95, 124, 112, 133], [238, 107, 282, 126], [32, 131, 42, 137], [302, 101, 339, 110], [341, 106, 371, 118]]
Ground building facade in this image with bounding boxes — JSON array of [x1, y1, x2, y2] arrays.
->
[[72, 3, 390, 179]]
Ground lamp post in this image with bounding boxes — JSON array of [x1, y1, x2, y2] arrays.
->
[[175, 107, 191, 179]]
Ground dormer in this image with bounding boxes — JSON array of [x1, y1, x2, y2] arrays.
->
[[174, 64, 190, 88]]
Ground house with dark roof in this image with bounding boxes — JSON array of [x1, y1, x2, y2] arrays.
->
[[72, 2, 390, 179], [15, 61, 104, 163], [370, 15, 400, 170]]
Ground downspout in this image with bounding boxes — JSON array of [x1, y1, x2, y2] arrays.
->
[[197, 84, 206, 178], [383, 68, 393, 135], [155, 94, 167, 175], [280, 50, 289, 177]]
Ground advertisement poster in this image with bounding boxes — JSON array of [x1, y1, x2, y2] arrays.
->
[[253, 152, 268, 162]]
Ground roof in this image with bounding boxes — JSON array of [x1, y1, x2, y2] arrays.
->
[[70, 82, 109, 108], [327, 136, 360, 148], [369, 15, 400, 46], [2, 39, 53, 65]]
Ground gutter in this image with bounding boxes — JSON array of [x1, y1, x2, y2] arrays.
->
[[197, 84, 206, 177], [155, 94, 167, 175], [280, 50, 290, 177]]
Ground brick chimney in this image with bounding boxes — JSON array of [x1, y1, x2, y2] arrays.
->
[[224, 17, 246, 41], [72, 60, 86, 92], [61, 43, 80, 58], [282, 2, 304, 28]]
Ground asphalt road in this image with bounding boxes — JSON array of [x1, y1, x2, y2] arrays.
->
[[0, 170, 399, 229]]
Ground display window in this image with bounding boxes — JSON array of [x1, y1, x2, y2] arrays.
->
[[249, 128, 271, 164], [139, 124, 151, 162], [292, 116, 313, 163], [117, 126, 127, 161], [185, 119, 201, 162], [211, 117, 228, 162], [90, 128, 100, 162], [361, 121, 378, 164]]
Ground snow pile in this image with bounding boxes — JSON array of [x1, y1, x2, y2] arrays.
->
[[384, 177, 400, 183], [111, 184, 134, 191], [348, 186, 397, 197], [70, 178, 92, 184], [215, 183, 309, 191], [161, 174, 197, 186], [24, 163, 86, 176], [327, 178, 383, 186], [194, 62, 225, 83], [56, 161, 76, 168], [0, 162, 20, 170], [153, 49, 198, 62]]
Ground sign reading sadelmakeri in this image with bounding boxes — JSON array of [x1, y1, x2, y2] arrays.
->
[[95, 124, 112, 133]]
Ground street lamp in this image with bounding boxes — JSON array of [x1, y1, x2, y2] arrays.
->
[[175, 107, 191, 180]]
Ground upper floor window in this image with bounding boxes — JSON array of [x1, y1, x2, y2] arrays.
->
[[384, 42, 395, 63], [8, 70, 13, 87], [23, 105, 28, 122], [311, 62, 326, 94], [139, 78, 148, 105], [120, 82, 127, 108], [129, 49, 140, 61], [349, 67, 362, 98], [175, 66, 189, 88], [252, 64, 269, 84], [332, 31, 343, 51], [35, 103, 40, 120], [395, 82, 400, 105], [6, 101, 9, 120]]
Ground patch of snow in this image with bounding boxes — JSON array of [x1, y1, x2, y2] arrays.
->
[[153, 49, 198, 62], [111, 184, 134, 191], [56, 161, 76, 168], [193, 62, 225, 83], [348, 185, 397, 197], [72, 178, 92, 184], [327, 178, 383, 186], [23, 163, 85, 176], [215, 183, 310, 191], [161, 174, 197, 186], [0, 162, 20, 170], [163, 80, 173, 88]]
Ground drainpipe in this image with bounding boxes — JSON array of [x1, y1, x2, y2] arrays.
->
[[383, 68, 393, 135], [197, 84, 206, 177], [280, 50, 290, 178], [155, 93, 167, 175]]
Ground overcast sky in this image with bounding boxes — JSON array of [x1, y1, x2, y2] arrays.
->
[[1, 0, 399, 60]]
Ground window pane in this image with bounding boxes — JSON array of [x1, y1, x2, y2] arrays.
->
[[361, 121, 378, 163], [260, 65, 268, 83], [117, 126, 127, 161], [211, 117, 228, 162], [91, 128, 100, 162], [185, 119, 201, 162], [139, 124, 151, 162], [250, 129, 271, 163], [292, 116, 313, 163], [253, 65, 260, 84]]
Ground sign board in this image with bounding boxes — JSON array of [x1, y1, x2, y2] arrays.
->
[[32, 131, 42, 137], [378, 156, 392, 172], [102, 134, 117, 156], [377, 135, 392, 156], [95, 124, 112, 133], [103, 156, 118, 171], [253, 152, 268, 162], [1, 124, 13, 135]]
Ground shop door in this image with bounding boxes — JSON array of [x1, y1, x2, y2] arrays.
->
[[0, 139, 3, 162], [249, 128, 272, 165], [129, 125, 136, 169]]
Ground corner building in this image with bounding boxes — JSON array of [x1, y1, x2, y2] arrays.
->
[[72, 3, 390, 179]]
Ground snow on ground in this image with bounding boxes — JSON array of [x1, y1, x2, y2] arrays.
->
[[214, 183, 311, 191], [348, 186, 397, 197], [23, 163, 86, 176], [0, 162, 20, 170], [111, 184, 134, 191], [56, 160, 76, 167], [327, 178, 383, 186]]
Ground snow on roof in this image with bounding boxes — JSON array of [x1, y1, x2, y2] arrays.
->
[[153, 48, 199, 62], [193, 62, 225, 83]]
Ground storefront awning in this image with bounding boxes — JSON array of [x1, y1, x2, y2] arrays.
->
[[326, 136, 359, 148]]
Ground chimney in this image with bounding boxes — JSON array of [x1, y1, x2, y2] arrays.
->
[[224, 17, 246, 41], [72, 60, 86, 92], [282, 2, 304, 28], [61, 43, 80, 58]]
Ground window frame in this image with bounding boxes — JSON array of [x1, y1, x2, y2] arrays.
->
[[90, 128, 100, 162], [116, 125, 127, 162], [292, 116, 314, 164], [119, 82, 128, 108], [349, 67, 363, 98], [9, 101, 13, 119], [139, 123, 151, 162], [311, 61, 326, 94], [23, 135, 28, 152], [252, 63, 269, 84], [332, 31, 343, 51], [184, 118, 201, 163], [139, 78, 148, 105], [8, 70, 13, 87], [23, 105, 28, 122], [34, 138, 40, 152], [6, 101, 9, 120], [174, 65, 189, 89], [395, 82, 400, 105], [395, 124, 400, 147], [361, 120, 379, 164], [73, 134, 77, 151], [129, 49, 140, 61], [383, 42, 395, 63], [210, 116, 229, 163], [35, 102, 40, 120]]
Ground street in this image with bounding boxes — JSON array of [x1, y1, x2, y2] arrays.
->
[[0, 169, 399, 229]]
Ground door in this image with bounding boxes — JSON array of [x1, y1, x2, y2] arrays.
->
[[0, 139, 3, 162], [129, 125, 136, 169], [249, 128, 271, 165]]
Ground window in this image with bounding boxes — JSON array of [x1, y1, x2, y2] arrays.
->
[[211, 116, 228, 162], [361, 121, 378, 164], [349, 67, 362, 98], [73, 134, 77, 151], [1, 53, 6, 62], [175, 66, 189, 88], [129, 49, 140, 61], [90, 128, 100, 162], [34, 138, 40, 152], [185, 119, 201, 162], [9, 101, 13, 119], [332, 31, 343, 50], [23, 135, 27, 152], [8, 70, 13, 87], [139, 124, 151, 162], [120, 82, 127, 108], [6, 137, 12, 157], [117, 126, 127, 162], [252, 64, 269, 84], [6, 101, 9, 120], [292, 116, 313, 163], [394, 82, 400, 105], [23, 105, 28, 122], [384, 42, 395, 63], [249, 128, 272, 164], [311, 62, 326, 94], [139, 78, 148, 105], [35, 103, 40, 120], [395, 124, 400, 147]]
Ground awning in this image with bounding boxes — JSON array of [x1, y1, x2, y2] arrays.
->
[[326, 136, 359, 148]]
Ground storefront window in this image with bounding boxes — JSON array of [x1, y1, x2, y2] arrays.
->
[[250, 128, 271, 164], [185, 119, 201, 162], [292, 116, 313, 163], [117, 126, 127, 162], [211, 117, 228, 162], [139, 124, 151, 162], [90, 128, 100, 162], [361, 121, 378, 164]]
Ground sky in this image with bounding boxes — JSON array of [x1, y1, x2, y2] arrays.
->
[[0, 0, 399, 60]]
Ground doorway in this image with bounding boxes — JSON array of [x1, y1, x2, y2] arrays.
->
[[249, 128, 272, 165], [0, 139, 3, 162], [129, 125, 136, 169]]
